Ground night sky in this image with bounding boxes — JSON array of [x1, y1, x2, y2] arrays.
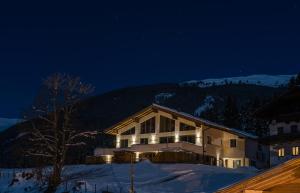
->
[[0, 1, 300, 118]]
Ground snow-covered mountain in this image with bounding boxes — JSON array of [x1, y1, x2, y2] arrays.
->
[[0, 118, 22, 131], [181, 74, 295, 88]]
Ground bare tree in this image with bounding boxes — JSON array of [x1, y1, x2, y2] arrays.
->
[[25, 73, 96, 193]]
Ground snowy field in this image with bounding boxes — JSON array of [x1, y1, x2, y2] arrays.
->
[[0, 161, 258, 193]]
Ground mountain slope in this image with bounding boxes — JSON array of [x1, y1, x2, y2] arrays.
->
[[0, 118, 22, 132], [181, 74, 294, 88], [0, 83, 284, 167]]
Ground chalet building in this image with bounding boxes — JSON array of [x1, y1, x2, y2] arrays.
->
[[255, 86, 300, 167], [94, 104, 261, 168], [216, 157, 300, 193]]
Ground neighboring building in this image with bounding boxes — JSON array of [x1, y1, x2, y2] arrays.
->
[[255, 86, 300, 167], [94, 104, 261, 168], [216, 157, 300, 193]]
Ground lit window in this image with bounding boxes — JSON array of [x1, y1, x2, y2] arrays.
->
[[278, 148, 285, 157], [292, 147, 299, 156]]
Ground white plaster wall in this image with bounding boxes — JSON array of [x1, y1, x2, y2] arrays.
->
[[269, 121, 300, 135]]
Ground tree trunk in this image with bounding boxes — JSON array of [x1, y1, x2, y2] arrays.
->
[[45, 162, 63, 193]]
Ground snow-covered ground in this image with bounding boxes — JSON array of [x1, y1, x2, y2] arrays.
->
[[154, 93, 175, 104], [0, 161, 258, 193], [0, 118, 22, 132], [180, 74, 294, 88], [194, 96, 215, 116]]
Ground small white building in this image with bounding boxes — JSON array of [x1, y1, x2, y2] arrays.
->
[[255, 86, 300, 167]]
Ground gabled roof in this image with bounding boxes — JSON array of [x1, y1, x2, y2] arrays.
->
[[216, 157, 300, 193], [104, 104, 257, 139]]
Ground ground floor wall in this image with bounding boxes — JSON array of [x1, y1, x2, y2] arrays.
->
[[90, 151, 249, 168], [269, 140, 300, 167]]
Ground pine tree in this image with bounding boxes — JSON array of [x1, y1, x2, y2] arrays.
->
[[288, 77, 296, 88], [295, 73, 300, 85], [223, 96, 240, 128], [201, 104, 221, 124]]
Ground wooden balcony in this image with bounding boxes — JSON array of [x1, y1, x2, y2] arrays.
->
[[94, 142, 221, 157]]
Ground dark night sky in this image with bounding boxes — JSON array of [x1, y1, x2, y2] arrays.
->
[[0, 1, 300, 118]]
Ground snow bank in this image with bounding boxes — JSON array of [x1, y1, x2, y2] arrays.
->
[[180, 74, 294, 88], [154, 93, 175, 104], [194, 96, 215, 116], [0, 161, 258, 193]]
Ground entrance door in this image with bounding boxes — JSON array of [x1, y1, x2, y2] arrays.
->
[[233, 160, 241, 168]]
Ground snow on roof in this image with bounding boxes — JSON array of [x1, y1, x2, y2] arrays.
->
[[152, 103, 257, 139]]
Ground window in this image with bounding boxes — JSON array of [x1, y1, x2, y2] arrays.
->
[[278, 148, 285, 157], [159, 136, 175, 144], [291, 125, 298, 133], [230, 139, 237, 148], [121, 127, 135, 135], [207, 136, 212, 144], [160, 116, 175, 132], [292, 146, 299, 156], [140, 138, 148, 145], [180, 135, 196, 144], [140, 117, 156, 134], [233, 160, 242, 168], [277, 127, 284, 135], [224, 159, 228, 168], [250, 160, 256, 167], [180, 123, 195, 131], [120, 139, 129, 148]]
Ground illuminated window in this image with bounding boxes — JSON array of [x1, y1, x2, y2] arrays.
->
[[292, 147, 299, 156], [278, 148, 285, 157]]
